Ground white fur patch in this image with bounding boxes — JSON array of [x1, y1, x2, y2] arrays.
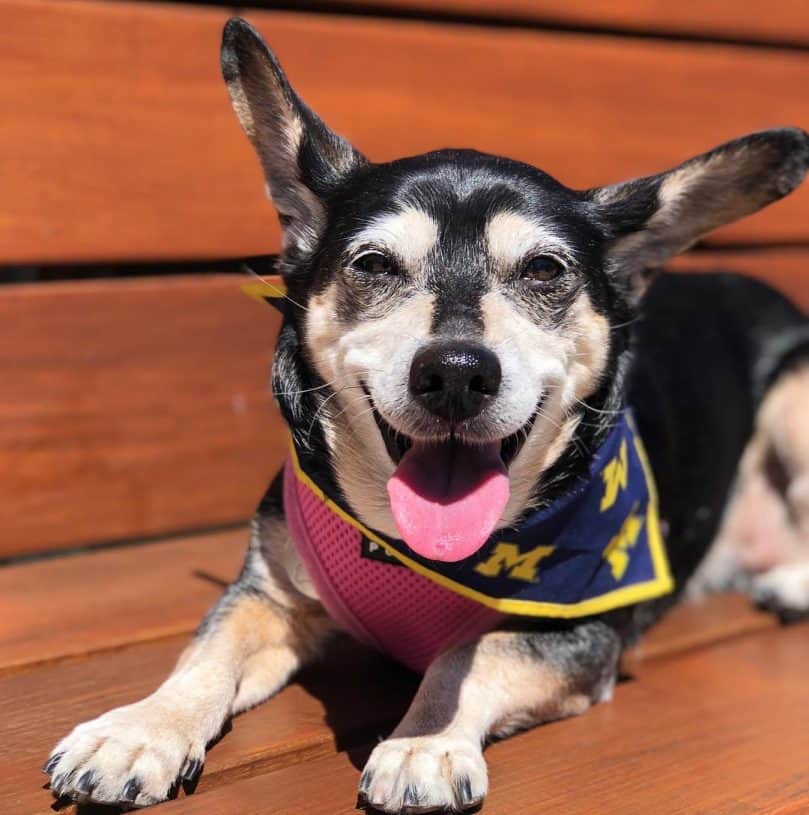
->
[[348, 206, 438, 269], [305, 285, 436, 536], [361, 735, 487, 813], [485, 210, 570, 272]]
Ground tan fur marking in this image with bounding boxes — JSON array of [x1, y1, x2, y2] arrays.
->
[[47, 519, 333, 806], [349, 207, 438, 269], [305, 285, 436, 536], [485, 211, 567, 273], [394, 632, 577, 741], [482, 289, 609, 524], [361, 629, 610, 811]]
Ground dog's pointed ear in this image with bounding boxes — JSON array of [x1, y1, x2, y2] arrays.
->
[[590, 128, 809, 301], [221, 18, 366, 255]]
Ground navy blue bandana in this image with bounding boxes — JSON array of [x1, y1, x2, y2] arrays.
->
[[287, 410, 673, 619], [246, 277, 674, 618]]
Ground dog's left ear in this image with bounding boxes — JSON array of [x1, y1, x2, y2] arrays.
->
[[590, 128, 809, 300], [221, 18, 366, 256]]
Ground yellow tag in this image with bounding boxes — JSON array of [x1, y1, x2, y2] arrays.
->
[[241, 276, 287, 302]]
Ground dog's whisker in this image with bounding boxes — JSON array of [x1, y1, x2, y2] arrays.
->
[[272, 379, 337, 398], [304, 385, 370, 444], [247, 267, 312, 314], [573, 397, 623, 416]]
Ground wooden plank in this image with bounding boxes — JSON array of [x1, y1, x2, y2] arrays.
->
[[625, 593, 776, 667], [0, 635, 415, 815], [671, 248, 809, 310], [334, 0, 809, 47], [0, 592, 781, 814], [0, 275, 284, 558], [130, 623, 809, 815], [2, 1, 809, 263], [1, 253, 802, 560], [0, 528, 247, 673]]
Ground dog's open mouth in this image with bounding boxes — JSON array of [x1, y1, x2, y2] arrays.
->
[[368, 392, 538, 563]]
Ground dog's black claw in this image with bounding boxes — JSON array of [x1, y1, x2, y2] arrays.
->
[[74, 770, 95, 795], [402, 784, 421, 808], [51, 770, 79, 800], [455, 775, 473, 805], [358, 768, 373, 793], [455, 774, 478, 809], [42, 753, 62, 775], [180, 758, 202, 781], [121, 778, 142, 803], [355, 791, 368, 810]]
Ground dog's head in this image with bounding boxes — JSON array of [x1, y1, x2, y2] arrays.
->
[[223, 18, 809, 562]]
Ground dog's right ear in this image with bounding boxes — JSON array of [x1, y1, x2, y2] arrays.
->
[[221, 18, 366, 255]]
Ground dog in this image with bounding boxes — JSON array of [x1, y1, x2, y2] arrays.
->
[[43, 17, 809, 813]]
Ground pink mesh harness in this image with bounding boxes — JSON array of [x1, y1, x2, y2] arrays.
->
[[284, 461, 504, 673]]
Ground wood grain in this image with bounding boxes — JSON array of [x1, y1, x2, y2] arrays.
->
[[335, 0, 809, 46], [129, 623, 809, 815], [0, 634, 415, 815], [0, 528, 248, 672], [0, 275, 284, 558], [2, 0, 809, 263], [625, 592, 776, 667], [0, 591, 787, 815]]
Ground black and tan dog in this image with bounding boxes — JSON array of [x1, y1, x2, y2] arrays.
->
[[44, 19, 809, 813]]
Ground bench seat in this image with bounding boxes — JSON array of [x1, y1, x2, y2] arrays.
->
[[2, 523, 804, 815], [3, 0, 809, 810]]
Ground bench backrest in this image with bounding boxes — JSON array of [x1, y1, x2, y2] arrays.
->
[[1, 0, 807, 559]]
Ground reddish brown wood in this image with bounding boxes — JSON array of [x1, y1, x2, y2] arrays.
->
[[133, 624, 809, 815], [0, 276, 284, 557], [0, 589, 789, 815], [626, 592, 776, 667], [2, 1, 809, 263], [335, 0, 809, 46], [0, 633, 416, 815], [0, 529, 248, 672]]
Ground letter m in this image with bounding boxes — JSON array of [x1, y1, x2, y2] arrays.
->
[[474, 543, 555, 583]]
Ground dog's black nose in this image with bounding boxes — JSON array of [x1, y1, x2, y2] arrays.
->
[[409, 341, 501, 423]]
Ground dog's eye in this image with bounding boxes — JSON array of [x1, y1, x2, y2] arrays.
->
[[352, 251, 395, 276], [521, 255, 565, 285]]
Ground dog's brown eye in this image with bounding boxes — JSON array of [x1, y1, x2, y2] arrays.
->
[[521, 255, 565, 285], [353, 252, 395, 276]]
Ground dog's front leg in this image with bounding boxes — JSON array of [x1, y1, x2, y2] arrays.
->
[[44, 512, 333, 808], [359, 621, 620, 813]]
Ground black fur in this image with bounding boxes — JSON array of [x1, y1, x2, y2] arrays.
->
[[223, 16, 809, 654]]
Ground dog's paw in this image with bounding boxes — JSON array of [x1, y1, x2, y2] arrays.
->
[[752, 562, 809, 622], [358, 735, 487, 813], [43, 694, 205, 807]]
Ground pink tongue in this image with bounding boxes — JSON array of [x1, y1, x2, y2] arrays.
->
[[387, 440, 509, 562]]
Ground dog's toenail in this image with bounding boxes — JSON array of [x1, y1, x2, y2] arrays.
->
[[455, 774, 473, 805], [75, 770, 95, 794], [42, 753, 63, 774], [358, 769, 374, 792], [180, 758, 202, 781], [403, 784, 422, 807], [121, 778, 142, 803]]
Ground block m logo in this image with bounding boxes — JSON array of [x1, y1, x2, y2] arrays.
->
[[474, 542, 555, 583]]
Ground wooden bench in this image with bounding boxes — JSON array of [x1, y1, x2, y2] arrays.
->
[[1, 2, 808, 813]]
